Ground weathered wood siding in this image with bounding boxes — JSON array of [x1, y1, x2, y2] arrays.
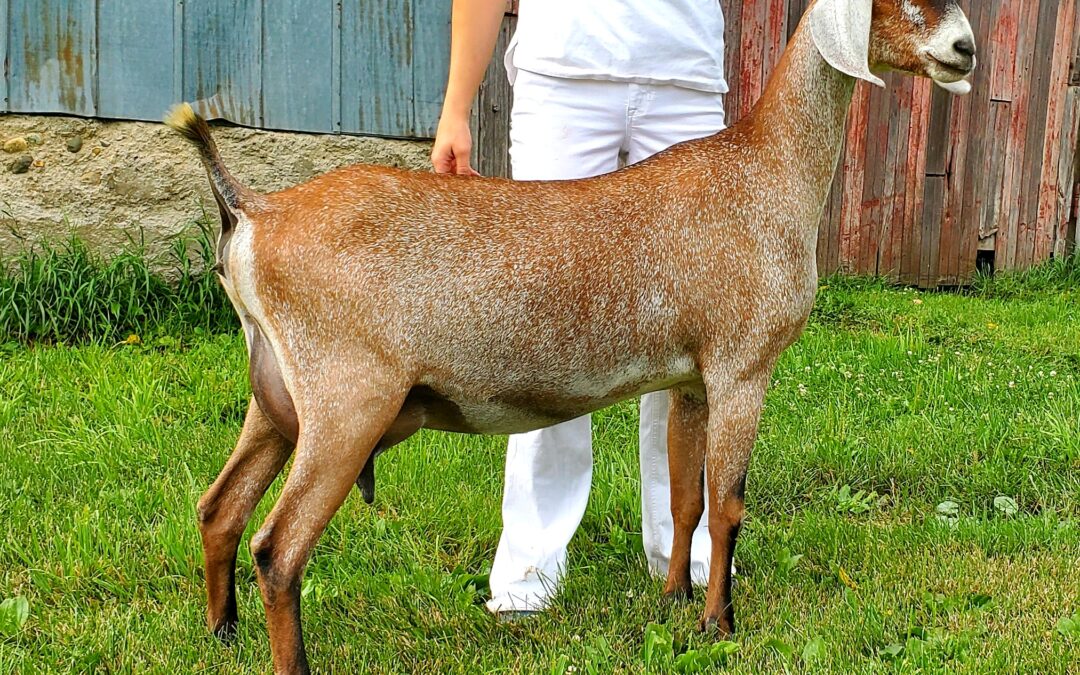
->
[[478, 1, 1077, 284], [6, 0, 1077, 284], [722, 0, 1080, 284], [1, 0, 451, 139]]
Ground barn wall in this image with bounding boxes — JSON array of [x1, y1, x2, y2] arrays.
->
[[5, 0, 1077, 284], [1, 0, 452, 139], [721, 0, 1080, 285], [477, 1, 1078, 285]]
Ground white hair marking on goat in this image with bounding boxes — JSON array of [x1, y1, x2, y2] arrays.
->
[[901, 0, 926, 27]]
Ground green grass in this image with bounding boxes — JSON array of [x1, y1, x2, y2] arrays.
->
[[0, 219, 236, 345], [0, 250, 1078, 673]]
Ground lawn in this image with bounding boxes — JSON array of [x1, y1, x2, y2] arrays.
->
[[1, 263, 1079, 673]]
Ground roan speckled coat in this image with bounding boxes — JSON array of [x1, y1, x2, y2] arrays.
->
[[169, 0, 976, 672]]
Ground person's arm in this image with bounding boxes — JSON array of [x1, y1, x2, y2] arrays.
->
[[431, 0, 506, 175]]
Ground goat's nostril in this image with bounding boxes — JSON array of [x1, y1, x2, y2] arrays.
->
[[953, 38, 976, 59]]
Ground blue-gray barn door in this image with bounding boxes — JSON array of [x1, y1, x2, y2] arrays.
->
[[340, 0, 450, 138], [4, 0, 450, 139], [412, 0, 452, 133], [261, 0, 337, 133], [182, 0, 263, 127], [1, 0, 9, 110], [97, 0, 175, 120], [7, 0, 96, 116]]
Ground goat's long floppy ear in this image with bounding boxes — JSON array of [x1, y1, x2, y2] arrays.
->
[[809, 0, 886, 87]]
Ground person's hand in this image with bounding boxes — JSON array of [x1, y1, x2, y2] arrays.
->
[[431, 114, 481, 175]]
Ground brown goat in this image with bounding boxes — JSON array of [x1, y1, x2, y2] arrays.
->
[[170, 0, 975, 672]]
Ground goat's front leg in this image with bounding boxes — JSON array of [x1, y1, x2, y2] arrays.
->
[[699, 375, 768, 635], [662, 387, 708, 601], [198, 397, 293, 639], [250, 384, 406, 675]]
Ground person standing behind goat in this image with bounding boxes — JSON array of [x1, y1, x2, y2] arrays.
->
[[431, 0, 729, 616]]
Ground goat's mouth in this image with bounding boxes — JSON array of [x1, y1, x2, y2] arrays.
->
[[925, 53, 976, 82]]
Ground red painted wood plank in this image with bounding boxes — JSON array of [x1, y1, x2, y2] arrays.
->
[[990, 1, 1019, 102], [858, 78, 892, 275], [901, 79, 933, 285], [922, 176, 947, 288], [721, 0, 743, 123], [997, 0, 1041, 269], [1053, 86, 1080, 258], [880, 77, 914, 278], [839, 83, 872, 273], [764, 0, 788, 77], [817, 172, 844, 277], [981, 101, 1012, 250], [954, 0, 993, 282], [737, 2, 766, 119], [941, 84, 971, 285], [1016, 0, 1059, 267], [1035, 0, 1076, 261]]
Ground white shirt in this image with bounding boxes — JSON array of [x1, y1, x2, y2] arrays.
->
[[506, 0, 728, 94]]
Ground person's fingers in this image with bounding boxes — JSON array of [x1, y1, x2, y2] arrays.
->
[[431, 143, 454, 174], [431, 122, 481, 176], [455, 155, 479, 176]]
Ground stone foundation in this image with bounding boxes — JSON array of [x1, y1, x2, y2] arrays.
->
[[0, 114, 432, 266]]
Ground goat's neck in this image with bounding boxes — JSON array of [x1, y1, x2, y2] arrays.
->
[[742, 20, 858, 212]]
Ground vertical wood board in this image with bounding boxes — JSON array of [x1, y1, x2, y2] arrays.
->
[[97, 0, 174, 120], [182, 0, 263, 127], [1035, 0, 1077, 260], [1, 0, 9, 111], [472, 14, 515, 178], [341, 0, 413, 137], [411, 0, 452, 138], [7, 0, 96, 115], [262, 0, 335, 133]]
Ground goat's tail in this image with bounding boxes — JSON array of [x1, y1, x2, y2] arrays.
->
[[165, 103, 253, 214]]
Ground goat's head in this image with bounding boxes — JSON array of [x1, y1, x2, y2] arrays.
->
[[810, 0, 976, 94]]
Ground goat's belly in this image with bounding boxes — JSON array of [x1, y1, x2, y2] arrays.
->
[[418, 359, 700, 436], [430, 400, 574, 436]]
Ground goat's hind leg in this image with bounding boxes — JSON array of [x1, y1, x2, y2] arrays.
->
[[662, 386, 708, 602], [251, 383, 407, 675], [198, 397, 293, 639]]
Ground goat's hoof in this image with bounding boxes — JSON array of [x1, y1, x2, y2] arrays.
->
[[210, 618, 239, 643], [698, 615, 734, 637], [662, 587, 693, 604]]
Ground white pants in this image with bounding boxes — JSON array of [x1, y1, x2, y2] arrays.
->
[[486, 70, 727, 612]]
